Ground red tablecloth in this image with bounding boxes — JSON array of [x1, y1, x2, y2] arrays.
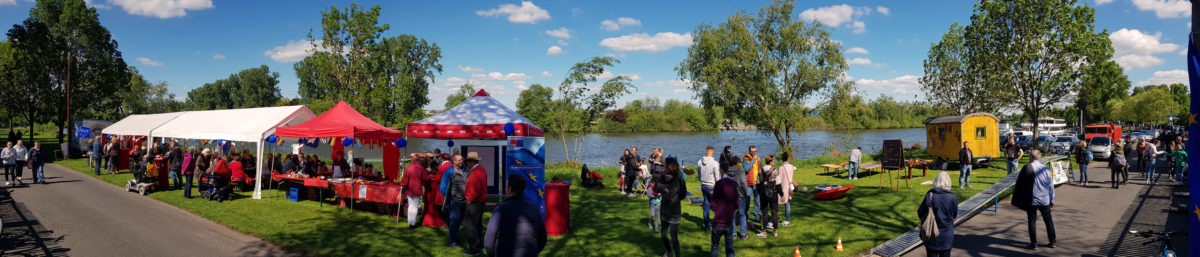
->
[[331, 182, 404, 204], [272, 174, 330, 188]]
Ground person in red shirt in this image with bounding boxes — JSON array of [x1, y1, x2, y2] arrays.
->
[[399, 153, 427, 228], [423, 153, 451, 227], [214, 155, 234, 202], [462, 152, 488, 255]]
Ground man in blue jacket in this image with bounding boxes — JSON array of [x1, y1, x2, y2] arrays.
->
[[1025, 150, 1056, 250], [484, 174, 546, 257]]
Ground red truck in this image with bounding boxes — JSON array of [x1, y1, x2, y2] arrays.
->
[[1084, 123, 1122, 142]]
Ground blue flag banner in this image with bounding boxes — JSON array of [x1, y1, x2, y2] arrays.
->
[[76, 126, 91, 139], [1187, 36, 1199, 250], [506, 136, 546, 218]]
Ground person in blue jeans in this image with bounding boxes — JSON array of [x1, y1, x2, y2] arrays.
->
[[1072, 141, 1090, 185], [29, 143, 44, 184], [958, 142, 973, 188], [442, 154, 467, 248], [848, 147, 862, 180], [697, 146, 720, 231], [1004, 137, 1023, 175], [727, 162, 749, 239], [1145, 140, 1161, 184]]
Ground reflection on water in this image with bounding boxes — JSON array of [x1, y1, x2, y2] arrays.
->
[[543, 128, 927, 168]]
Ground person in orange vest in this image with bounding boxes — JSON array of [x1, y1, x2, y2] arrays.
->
[[462, 152, 488, 256], [742, 146, 762, 222]]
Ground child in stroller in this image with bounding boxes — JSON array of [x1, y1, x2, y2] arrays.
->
[[580, 164, 604, 188]]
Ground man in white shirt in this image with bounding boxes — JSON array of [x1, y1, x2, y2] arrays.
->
[[697, 146, 720, 232]]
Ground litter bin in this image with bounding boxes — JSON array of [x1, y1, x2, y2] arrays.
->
[[545, 181, 571, 236]]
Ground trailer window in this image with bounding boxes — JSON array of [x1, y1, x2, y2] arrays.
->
[[975, 126, 986, 139]]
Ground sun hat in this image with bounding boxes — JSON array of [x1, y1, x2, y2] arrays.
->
[[466, 152, 480, 161]]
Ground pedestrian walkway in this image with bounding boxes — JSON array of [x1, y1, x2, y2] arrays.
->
[[1, 163, 300, 257], [900, 161, 1186, 256]]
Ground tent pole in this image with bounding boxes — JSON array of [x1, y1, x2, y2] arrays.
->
[[253, 139, 265, 199]]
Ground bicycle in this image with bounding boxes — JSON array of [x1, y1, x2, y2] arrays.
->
[[1128, 229, 1186, 257]]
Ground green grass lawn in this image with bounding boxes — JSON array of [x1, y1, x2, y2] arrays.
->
[[51, 148, 1067, 257]]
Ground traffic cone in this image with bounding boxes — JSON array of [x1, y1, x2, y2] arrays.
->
[[835, 237, 844, 252], [794, 247, 802, 257]]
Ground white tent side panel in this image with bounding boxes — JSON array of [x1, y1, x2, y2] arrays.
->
[[151, 106, 316, 142], [102, 113, 185, 136]]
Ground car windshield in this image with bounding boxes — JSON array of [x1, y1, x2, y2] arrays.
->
[[1038, 136, 1051, 141], [1019, 136, 1033, 141], [1055, 137, 1074, 142], [1090, 137, 1111, 146]]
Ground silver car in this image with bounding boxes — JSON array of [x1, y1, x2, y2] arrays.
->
[[1046, 136, 1078, 155], [1088, 136, 1114, 160]]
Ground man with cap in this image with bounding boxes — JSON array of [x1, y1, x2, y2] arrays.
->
[[463, 152, 488, 256], [399, 153, 427, 228]]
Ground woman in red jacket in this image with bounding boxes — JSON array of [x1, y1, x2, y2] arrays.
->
[[423, 153, 450, 227]]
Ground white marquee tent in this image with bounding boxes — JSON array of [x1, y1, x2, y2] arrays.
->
[[105, 105, 317, 199]]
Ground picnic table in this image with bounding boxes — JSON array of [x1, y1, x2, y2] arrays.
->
[[820, 162, 849, 175], [905, 159, 932, 179]]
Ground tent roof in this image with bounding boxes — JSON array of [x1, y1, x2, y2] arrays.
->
[[406, 90, 543, 140], [275, 101, 405, 139], [923, 113, 997, 125], [151, 105, 316, 142], [103, 112, 184, 136]]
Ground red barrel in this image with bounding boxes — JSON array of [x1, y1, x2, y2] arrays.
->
[[544, 182, 571, 236]]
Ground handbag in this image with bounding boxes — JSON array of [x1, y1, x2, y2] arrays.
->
[[919, 192, 940, 242]]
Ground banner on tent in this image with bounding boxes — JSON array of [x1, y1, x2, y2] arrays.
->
[[506, 136, 546, 217]]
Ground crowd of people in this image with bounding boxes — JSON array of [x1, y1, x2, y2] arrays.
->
[[2, 140, 45, 185], [615, 145, 797, 257]]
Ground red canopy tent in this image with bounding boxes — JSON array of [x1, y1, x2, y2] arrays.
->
[[275, 101, 406, 181]]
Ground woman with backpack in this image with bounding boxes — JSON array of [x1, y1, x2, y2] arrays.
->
[[918, 172, 958, 257]]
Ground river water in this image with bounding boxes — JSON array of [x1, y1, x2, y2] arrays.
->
[[262, 128, 926, 169], [543, 128, 927, 168]]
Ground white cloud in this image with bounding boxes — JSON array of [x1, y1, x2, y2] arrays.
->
[[84, 0, 112, 9], [473, 72, 532, 81], [1115, 54, 1163, 69], [211, 54, 225, 60], [541, 70, 552, 77], [598, 32, 693, 52], [875, 6, 889, 15], [556, 40, 569, 46], [600, 17, 641, 31], [1182, 49, 1188, 56], [264, 40, 321, 63], [476, 1, 550, 24], [545, 27, 571, 39], [856, 75, 921, 96], [458, 65, 485, 72], [516, 84, 529, 90], [0, 0, 15, 6], [846, 47, 869, 55], [1132, 0, 1190, 18], [443, 77, 469, 85], [109, 0, 213, 19], [623, 74, 641, 81], [644, 79, 692, 88], [846, 57, 873, 65], [136, 57, 163, 67], [1136, 69, 1187, 85], [1110, 28, 1180, 56], [798, 4, 873, 34], [672, 88, 689, 94], [1096, 0, 1114, 5], [604, 53, 627, 58], [546, 45, 563, 55]]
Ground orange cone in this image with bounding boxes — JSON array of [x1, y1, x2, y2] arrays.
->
[[794, 247, 802, 257], [835, 237, 844, 252]]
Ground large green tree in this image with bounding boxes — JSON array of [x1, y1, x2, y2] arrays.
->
[[515, 84, 554, 130], [963, 0, 1111, 139], [556, 56, 635, 163], [186, 65, 282, 110], [1110, 87, 1178, 124], [295, 4, 442, 126], [13, 0, 130, 143], [920, 23, 1003, 115], [444, 83, 475, 110], [678, 0, 846, 152], [1076, 60, 1130, 123], [0, 37, 53, 139]]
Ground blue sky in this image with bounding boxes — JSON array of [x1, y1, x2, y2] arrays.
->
[[0, 0, 1191, 109]]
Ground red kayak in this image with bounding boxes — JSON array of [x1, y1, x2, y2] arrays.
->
[[813, 184, 853, 200]]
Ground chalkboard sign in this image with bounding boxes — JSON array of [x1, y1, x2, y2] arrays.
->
[[881, 139, 905, 169]]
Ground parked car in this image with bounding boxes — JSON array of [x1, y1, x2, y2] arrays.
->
[[1045, 136, 1079, 155], [1015, 135, 1035, 150], [1088, 136, 1114, 160], [1140, 130, 1158, 138], [1034, 135, 1053, 151]]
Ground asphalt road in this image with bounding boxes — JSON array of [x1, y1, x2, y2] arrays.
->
[[1, 163, 297, 257]]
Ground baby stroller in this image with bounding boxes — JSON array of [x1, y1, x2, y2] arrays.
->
[[125, 162, 158, 196], [580, 164, 604, 188]]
